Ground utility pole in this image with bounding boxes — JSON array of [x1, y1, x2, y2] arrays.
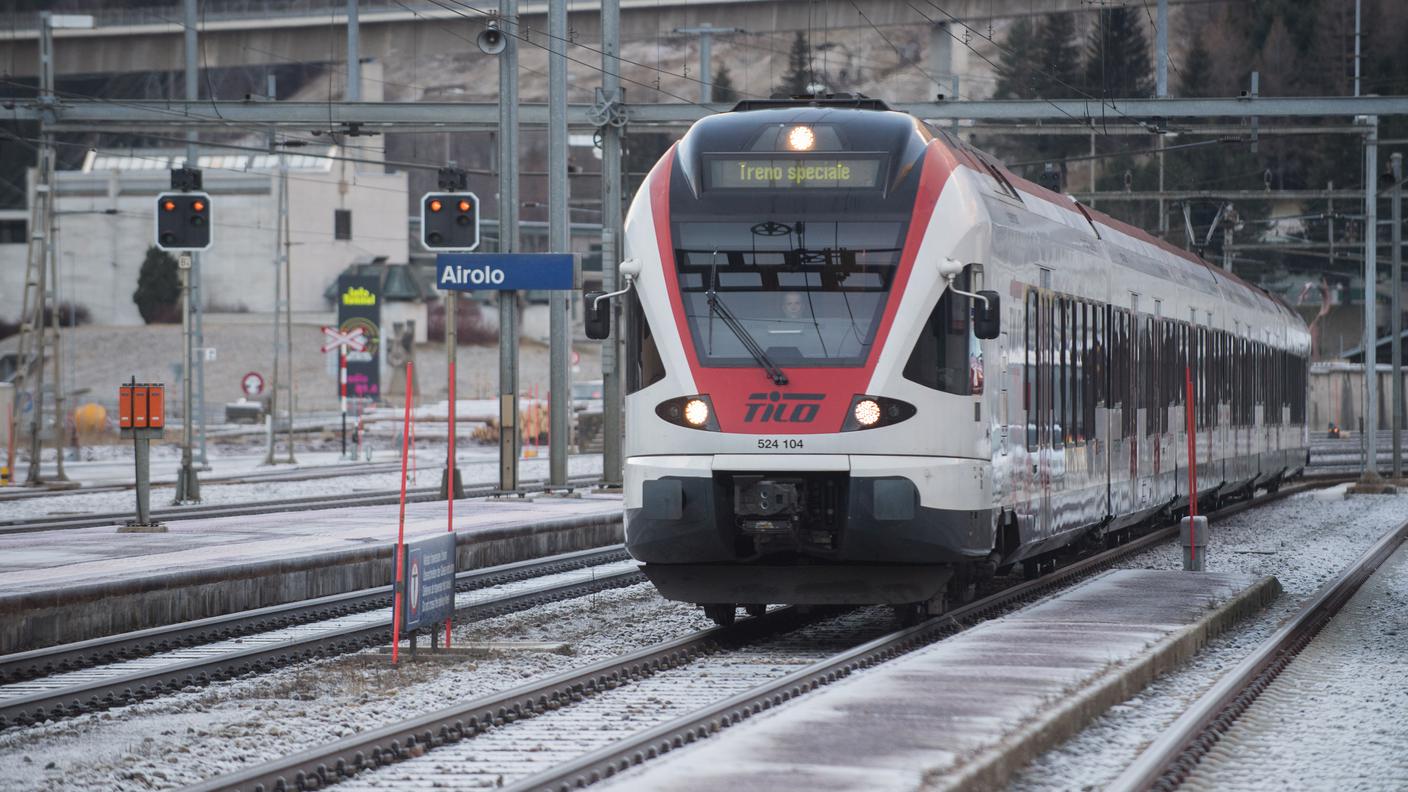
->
[[599, 0, 625, 487], [1156, 0, 1168, 100], [174, 252, 200, 503], [184, 0, 209, 469], [674, 24, 739, 102], [548, 0, 570, 486], [498, 0, 521, 492], [1364, 116, 1380, 481], [347, 0, 360, 101], [282, 157, 296, 464], [1391, 151, 1403, 478]]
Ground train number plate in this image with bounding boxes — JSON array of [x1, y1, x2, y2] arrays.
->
[[757, 438, 804, 449]]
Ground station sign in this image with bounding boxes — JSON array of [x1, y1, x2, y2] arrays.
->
[[401, 533, 457, 632], [434, 253, 579, 292]]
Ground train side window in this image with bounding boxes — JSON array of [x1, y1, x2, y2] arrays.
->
[[625, 290, 666, 394], [902, 269, 972, 396], [1049, 295, 1060, 446], [1026, 290, 1038, 451]]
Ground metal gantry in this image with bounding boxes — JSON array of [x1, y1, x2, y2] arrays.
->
[[13, 34, 1408, 487]]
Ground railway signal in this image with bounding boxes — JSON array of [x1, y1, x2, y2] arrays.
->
[[420, 192, 480, 251], [155, 191, 212, 251]]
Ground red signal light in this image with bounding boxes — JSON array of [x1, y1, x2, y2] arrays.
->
[[429, 199, 444, 212], [192, 200, 206, 212], [457, 199, 471, 212], [162, 200, 176, 212]]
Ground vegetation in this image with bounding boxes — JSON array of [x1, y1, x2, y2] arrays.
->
[[132, 246, 181, 324]]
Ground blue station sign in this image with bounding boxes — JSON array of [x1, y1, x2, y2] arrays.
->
[[435, 253, 579, 292], [401, 533, 457, 633]]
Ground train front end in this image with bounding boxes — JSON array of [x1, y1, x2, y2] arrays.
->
[[616, 101, 998, 618]]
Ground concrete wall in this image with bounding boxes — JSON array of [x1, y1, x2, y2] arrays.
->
[[0, 164, 409, 325]]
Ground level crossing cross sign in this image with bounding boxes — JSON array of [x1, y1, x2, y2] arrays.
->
[[321, 326, 368, 354]]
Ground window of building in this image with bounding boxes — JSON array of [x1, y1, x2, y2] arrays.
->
[[0, 219, 26, 244], [334, 209, 352, 240]]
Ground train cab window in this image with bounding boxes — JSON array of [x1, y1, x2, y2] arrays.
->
[[1025, 291, 1039, 451], [904, 268, 974, 395], [672, 220, 905, 368], [625, 290, 666, 394]]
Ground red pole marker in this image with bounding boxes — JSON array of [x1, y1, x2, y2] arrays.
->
[[391, 362, 414, 665], [446, 359, 456, 649], [1185, 364, 1198, 559]]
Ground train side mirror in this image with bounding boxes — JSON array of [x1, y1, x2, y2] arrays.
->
[[584, 291, 611, 339], [974, 290, 1000, 339]]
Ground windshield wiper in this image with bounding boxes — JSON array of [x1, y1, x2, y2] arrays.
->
[[706, 289, 788, 385]]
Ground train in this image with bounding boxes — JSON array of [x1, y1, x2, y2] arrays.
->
[[584, 95, 1310, 625]]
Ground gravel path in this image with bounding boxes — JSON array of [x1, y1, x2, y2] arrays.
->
[[1007, 485, 1408, 791], [1180, 540, 1408, 791], [0, 584, 708, 791]]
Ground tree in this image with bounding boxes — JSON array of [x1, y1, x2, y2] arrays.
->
[[1030, 13, 1082, 99], [133, 246, 181, 324], [992, 18, 1038, 100], [1083, 8, 1154, 99], [712, 63, 738, 103], [1177, 38, 1214, 98], [776, 32, 813, 97]]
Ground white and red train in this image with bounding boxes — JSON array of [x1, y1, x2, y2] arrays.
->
[[587, 96, 1310, 624]]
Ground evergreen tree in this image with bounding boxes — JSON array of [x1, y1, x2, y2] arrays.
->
[[992, 18, 1038, 99], [776, 32, 813, 97], [712, 63, 738, 103], [1083, 8, 1154, 99], [133, 246, 181, 324], [1030, 13, 1082, 98], [1178, 39, 1214, 98]]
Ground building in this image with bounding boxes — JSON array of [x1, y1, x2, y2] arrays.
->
[[0, 145, 409, 326]]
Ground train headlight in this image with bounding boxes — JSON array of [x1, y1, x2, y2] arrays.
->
[[786, 125, 816, 151], [655, 395, 720, 431], [840, 395, 917, 432], [853, 399, 881, 427], [684, 398, 710, 427]]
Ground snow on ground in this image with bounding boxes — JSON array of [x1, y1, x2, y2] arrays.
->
[[3, 452, 602, 521], [0, 583, 708, 792], [1180, 540, 1408, 791], [1006, 485, 1408, 792]]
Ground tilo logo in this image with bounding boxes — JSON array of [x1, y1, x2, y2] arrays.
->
[[744, 391, 824, 423]]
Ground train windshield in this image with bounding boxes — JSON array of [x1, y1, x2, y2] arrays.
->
[[673, 219, 905, 367]]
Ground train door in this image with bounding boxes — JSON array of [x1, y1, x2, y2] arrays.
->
[[1042, 290, 1056, 537], [1023, 287, 1045, 540]]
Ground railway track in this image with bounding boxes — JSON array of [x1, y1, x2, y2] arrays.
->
[[0, 474, 603, 534], [0, 461, 409, 502], [185, 480, 1331, 792], [1105, 512, 1408, 792], [0, 545, 639, 730]]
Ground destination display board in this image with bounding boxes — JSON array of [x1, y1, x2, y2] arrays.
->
[[704, 156, 885, 190]]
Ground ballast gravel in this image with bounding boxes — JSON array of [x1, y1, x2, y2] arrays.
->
[[1178, 539, 1408, 791], [1007, 485, 1408, 792], [0, 583, 710, 791], [3, 452, 601, 522]]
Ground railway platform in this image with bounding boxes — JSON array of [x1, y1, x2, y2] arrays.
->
[[609, 568, 1280, 792], [0, 491, 623, 653]]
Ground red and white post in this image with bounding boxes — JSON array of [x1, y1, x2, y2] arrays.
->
[[339, 347, 349, 459]]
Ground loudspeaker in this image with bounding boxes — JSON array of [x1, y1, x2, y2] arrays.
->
[[477, 24, 507, 55]]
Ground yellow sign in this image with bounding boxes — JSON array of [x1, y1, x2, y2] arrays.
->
[[342, 286, 377, 306]]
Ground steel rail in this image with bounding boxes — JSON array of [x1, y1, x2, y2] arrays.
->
[[1105, 515, 1408, 792], [504, 480, 1327, 792], [187, 480, 1331, 792], [0, 551, 640, 729], [0, 474, 602, 534], [0, 461, 410, 501], [182, 607, 824, 792], [0, 545, 628, 686]]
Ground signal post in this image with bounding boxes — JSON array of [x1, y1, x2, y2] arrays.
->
[[421, 168, 477, 499], [155, 168, 211, 503], [118, 379, 166, 532]]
